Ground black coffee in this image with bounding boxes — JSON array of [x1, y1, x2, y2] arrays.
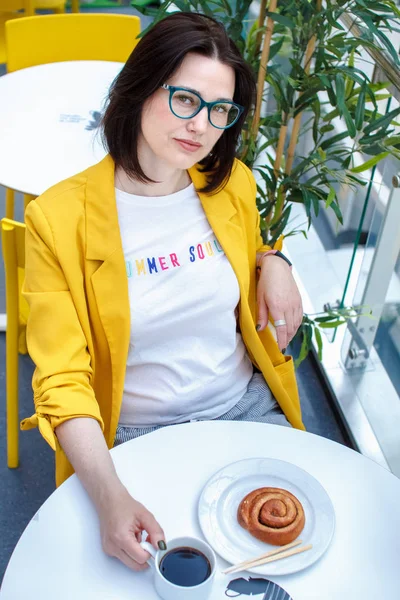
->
[[159, 546, 211, 587]]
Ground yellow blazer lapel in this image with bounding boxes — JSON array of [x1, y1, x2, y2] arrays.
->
[[189, 165, 250, 295], [85, 155, 130, 428]]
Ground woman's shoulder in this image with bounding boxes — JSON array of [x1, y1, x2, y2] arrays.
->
[[28, 167, 88, 230], [35, 172, 87, 214], [225, 158, 256, 194], [28, 155, 113, 226]]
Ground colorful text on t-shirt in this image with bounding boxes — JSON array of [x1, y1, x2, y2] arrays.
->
[[126, 237, 224, 278]]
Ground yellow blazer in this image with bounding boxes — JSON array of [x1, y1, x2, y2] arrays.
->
[[21, 155, 305, 487]]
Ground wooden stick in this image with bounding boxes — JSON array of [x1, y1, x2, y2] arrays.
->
[[224, 544, 312, 575], [251, 0, 278, 139], [222, 539, 302, 574], [273, 120, 287, 178], [285, 0, 322, 176], [255, 0, 268, 59]]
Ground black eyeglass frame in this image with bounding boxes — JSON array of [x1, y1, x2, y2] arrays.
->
[[161, 84, 244, 130]]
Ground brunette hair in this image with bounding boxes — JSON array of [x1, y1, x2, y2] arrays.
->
[[101, 12, 255, 193]]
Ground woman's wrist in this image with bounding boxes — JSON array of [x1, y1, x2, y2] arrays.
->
[[95, 479, 130, 514], [256, 249, 292, 270]]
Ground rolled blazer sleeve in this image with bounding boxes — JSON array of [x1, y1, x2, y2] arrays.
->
[[21, 201, 104, 450]]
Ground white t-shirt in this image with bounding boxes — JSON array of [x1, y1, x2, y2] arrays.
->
[[116, 182, 253, 427]]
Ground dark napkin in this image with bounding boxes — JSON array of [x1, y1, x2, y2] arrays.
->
[[225, 575, 292, 598]]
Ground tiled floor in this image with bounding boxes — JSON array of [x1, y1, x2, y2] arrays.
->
[[0, 4, 353, 586]]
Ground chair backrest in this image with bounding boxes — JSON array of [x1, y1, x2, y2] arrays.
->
[[0, 1, 30, 12], [1, 218, 28, 332], [5, 13, 141, 72], [0, 2, 65, 65], [0, 1, 63, 14]]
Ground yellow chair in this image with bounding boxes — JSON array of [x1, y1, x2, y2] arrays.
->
[[6, 12, 141, 71], [4, 12, 140, 218], [1, 218, 28, 468], [0, 1, 69, 63]]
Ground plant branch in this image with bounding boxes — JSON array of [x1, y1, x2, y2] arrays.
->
[[251, 0, 278, 139], [285, 0, 322, 176], [255, 0, 268, 58]]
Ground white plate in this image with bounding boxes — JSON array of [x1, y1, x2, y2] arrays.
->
[[198, 458, 335, 576]]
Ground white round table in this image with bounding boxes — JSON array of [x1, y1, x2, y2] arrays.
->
[[0, 60, 123, 197], [1, 421, 399, 599]]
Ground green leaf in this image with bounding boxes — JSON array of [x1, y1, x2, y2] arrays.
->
[[286, 188, 303, 203], [347, 173, 368, 186], [355, 83, 366, 130], [303, 188, 320, 219], [335, 74, 346, 116], [269, 206, 292, 246], [363, 106, 400, 135], [343, 105, 357, 138], [375, 28, 400, 65], [325, 82, 337, 107], [337, 66, 370, 87], [320, 131, 349, 150], [325, 7, 345, 30], [318, 320, 346, 328], [362, 144, 387, 156], [294, 85, 323, 110], [320, 124, 335, 134], [294, 328, 310, 368], [314, 326, 323, 362], [325, 185, 336, 208], [350, 152, 389, 172], [269, 38, 285, 61], [265, 11, 295, 29], [131, 0, 155, 6], [383, 135, 400, 147], [359, 129, 388, 145], [329, 200, 343, 225], [342, 155, 351, 169], [314, 315, 338, 323]]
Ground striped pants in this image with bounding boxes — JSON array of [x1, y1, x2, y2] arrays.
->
[[114, 372, 291, 446]]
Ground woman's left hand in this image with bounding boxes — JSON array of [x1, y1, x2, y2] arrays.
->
[[256, 256, 303, 352]]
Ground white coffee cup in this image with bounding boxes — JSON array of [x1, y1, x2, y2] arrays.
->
[[140, 536, 217, 600]]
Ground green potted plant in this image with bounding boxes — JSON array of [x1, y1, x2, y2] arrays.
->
[[134, 0, 400, 364]]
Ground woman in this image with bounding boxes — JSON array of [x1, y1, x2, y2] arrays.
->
[[21, 12, 304, 571]]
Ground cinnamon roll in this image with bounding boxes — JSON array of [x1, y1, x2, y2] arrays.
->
[[237, 487, 305, 546]]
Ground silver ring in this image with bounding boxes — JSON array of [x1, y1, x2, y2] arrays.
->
[[274, 319, 287, 327]]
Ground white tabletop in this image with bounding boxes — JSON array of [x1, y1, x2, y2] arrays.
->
[[1, 421, 400, 599], [0, 61, 123, 196]]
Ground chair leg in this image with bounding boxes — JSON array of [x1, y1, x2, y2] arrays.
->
[[5, 188, 15, 219], [24, 0, 35, 16], [6, 314, 19, 469], [71, 0, 79, 12], [23, 194, 36, 212]]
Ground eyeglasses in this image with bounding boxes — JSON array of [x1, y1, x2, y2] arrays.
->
[[161, 84, 244, 130]]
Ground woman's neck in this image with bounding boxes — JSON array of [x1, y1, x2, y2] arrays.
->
[[115, 164, 191, 198]]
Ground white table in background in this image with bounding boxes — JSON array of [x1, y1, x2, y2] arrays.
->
[[0, 60, 123, 331], [0, 60, 123, 197], [1, 421, 399, 599]]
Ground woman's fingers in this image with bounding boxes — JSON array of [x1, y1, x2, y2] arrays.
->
[[285, 309, 295, 347], [99, 490, 166, 572], [256, 254, 304, 350], [296, 305, 304, 331], [256, 290, 269, 331], [117, 548, 150, 572], [274, 314, 288, 351], [139, 508, 166, 552], [258, 296, 301, 351]]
